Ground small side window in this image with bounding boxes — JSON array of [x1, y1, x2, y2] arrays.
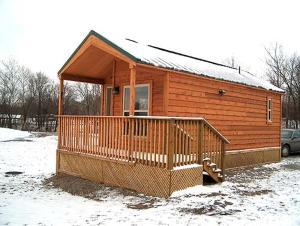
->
[[267, 98, 272, 122]]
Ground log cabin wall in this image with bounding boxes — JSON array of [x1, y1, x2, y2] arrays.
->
[[103, 61, 166, 116], [166, 71, 282, 152], [103, 62, 282, 168]]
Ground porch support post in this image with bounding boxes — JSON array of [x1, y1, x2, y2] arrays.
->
[[58, 78, 64, 115], [129, 64, 136, 116], [111, 59, 116, 116], [56, 77, 64, 175], [99, 84, 103, 115]]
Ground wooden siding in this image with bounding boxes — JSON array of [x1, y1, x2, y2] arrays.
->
[[101, 61, 281, 152], [103, 61, 165, 116], [167, 72, 282, 151]]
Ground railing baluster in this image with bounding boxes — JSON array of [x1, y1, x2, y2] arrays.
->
[[138, 119, 141, 163], [146, 119, 149, 165], [153, 120, 157, 166], [121, 118, 124, 161], [125, 118, 128, 161], [117, 117, 120, 161], [134, 118, 138, 161], [111, 117, 114, 158], [68, 117, 70, 151], [158, 120, 161, 167], [129, 118, 133, 162], [142, 119, 146, 164]]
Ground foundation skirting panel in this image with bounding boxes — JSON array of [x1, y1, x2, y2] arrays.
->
[[225, 147, 281, 169], [57, 150, 203, 197]]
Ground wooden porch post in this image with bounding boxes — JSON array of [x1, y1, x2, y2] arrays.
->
[[100, 84, 103, 115], [56, 77, 64, 175], [197, 121, 204, 164], [58, 78, 64, 115], [111, 60, 116, 116], [167, 119, 175, 170], [129, 64, 136, 116]]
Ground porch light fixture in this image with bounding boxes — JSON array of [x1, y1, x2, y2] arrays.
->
[[112, 86, 120, 95], [218, 89, 226, 96]]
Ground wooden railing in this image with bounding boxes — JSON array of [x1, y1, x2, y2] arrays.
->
[[57, 116, 229, 171]]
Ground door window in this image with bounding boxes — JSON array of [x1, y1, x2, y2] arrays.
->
[[123, 84, 149, 116]]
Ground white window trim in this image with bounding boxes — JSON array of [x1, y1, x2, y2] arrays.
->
[[123, 84, 150, 116]]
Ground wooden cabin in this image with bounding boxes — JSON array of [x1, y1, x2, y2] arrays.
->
[[56, 30, 283, 197]]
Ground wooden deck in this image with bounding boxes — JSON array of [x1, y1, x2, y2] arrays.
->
[[57, 116, 228, 170]]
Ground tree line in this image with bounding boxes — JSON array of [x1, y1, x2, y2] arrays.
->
[[1, 44, 299, 131], [0, 58, 101, 131], [265, 44, 300, 128]]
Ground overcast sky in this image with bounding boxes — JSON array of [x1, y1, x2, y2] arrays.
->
[[0, 0, 299, 80]]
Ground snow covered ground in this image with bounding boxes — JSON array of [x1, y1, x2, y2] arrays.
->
[[1, 128, 300, 226]]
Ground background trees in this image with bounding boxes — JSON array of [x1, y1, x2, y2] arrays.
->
[[0, 59, 102, 131], [1, 44, 299, 131], [265, 44, 300, 128]]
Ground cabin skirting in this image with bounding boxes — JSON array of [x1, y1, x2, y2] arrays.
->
[[224, 147, 281, 169], [57, 149, 203, 197]]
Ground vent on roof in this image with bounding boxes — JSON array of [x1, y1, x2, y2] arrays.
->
[[125, 38, 138, 43]]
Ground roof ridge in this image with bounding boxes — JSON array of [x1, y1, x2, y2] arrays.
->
[[147, 44, 238, 71]]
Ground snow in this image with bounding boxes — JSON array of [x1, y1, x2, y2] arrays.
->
[[1, 128, 300, 225], [173, 163, 201, 170], [0, 128, 31, 142], [93, 31, 283, 93]]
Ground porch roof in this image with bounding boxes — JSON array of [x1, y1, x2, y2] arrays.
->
[[59, 30, 283, 93]]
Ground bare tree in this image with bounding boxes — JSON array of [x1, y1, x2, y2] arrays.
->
[[265, 44, 300, 128], [33, 72, 50, 130], [0, 59, 22, 128], [18, 66, 36, 130], [75, 83, 101, 115], [222, 56, 237, 68], [0, 57, 103, 131]]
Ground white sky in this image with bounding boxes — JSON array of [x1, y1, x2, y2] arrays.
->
[[0, 0, 299, 80]]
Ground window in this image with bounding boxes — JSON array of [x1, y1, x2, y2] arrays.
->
[[293, 130, 300, 138], [282, 130, 293, 139], [123, 84, 149, 116], [267, 98, 272, 122]]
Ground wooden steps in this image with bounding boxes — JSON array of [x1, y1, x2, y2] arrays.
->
[[203, 158, 224, 183]]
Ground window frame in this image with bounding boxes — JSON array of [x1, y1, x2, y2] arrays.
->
[[123, 83, 150, 116], [267, 98, 272, 123]]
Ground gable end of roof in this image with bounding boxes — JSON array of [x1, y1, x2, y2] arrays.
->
[[58, 30, 140, 75]]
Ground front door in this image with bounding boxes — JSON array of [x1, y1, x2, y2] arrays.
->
[[105, 86, 113, 116]]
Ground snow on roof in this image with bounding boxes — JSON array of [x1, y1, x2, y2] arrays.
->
[[93, 31, 283, 93], [63, 30, 284, 93]]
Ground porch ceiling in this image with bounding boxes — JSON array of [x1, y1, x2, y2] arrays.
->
[[61, 45, 114, 82]]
